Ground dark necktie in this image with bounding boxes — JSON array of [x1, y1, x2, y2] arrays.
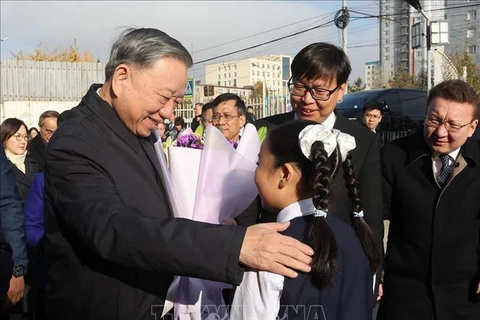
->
[[437, 154, 452, 187]]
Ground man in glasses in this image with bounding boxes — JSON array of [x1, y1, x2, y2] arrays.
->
[[378, 79, 480, 320], [212, 93, 247, 143], [362, 100, 384, 133], [27, 110, 59, 171], [254, 42, 384, 262]]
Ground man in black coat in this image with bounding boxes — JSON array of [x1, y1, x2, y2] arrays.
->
[[378, 80, 480, 320], [27, 110, 58, 171], [254, 43, 384, 272], [43, 28, 313, 320]]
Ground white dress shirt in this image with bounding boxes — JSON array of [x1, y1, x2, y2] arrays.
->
[[294, 111, 336, 130], [230, 199, 317, 320]]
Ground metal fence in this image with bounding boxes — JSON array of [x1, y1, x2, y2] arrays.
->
[[1, 60, 106, 102], [379, 131, 414, 146]]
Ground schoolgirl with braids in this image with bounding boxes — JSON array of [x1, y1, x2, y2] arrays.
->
[[231, 120, 380, 320]]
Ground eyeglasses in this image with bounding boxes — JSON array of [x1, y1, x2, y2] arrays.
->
[[212, 114, 240, 122], [288, 78, 339, 101], [425, 117, 474, 133], [364, 113, 382, 120], [12, 134, 30, 142], [42, 128, 56, 137]]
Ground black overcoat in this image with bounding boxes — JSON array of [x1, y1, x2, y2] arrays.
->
[[378, 130, 480, 320], [44, 84, 246, 320]]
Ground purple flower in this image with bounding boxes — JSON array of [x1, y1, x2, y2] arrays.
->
[[176, 134, 204, 150], [230, 140, 239, 149]]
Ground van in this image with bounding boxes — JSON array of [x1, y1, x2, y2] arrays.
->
[[336, 88, 428, 132]]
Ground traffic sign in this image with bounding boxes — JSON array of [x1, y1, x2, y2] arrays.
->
[[184, 78, 194, 98]]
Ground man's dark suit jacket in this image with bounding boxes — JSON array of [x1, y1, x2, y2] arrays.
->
[[253, 111, 384, 247], [44, 84, 246, 319], [27, 135, 46, 171]]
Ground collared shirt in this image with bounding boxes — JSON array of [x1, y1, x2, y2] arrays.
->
[[432, 148, 460, 179], [294, 111, 336, 129], [230, 199, 316, 320]]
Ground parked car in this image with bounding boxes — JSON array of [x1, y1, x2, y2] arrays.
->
[[336, 88, 428, 132]]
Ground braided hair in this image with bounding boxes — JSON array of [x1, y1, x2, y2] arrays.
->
[[342, 155, 381, 274], [266, 120, 381, 288]]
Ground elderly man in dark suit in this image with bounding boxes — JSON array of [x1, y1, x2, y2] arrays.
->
[[254, 42, 384, 270], [43, 28, 313, 320], [27, 110, 59, 171], [378, 79, 480, 320]]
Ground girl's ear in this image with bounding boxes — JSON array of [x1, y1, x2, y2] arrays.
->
[[279, 162, 301, 189]]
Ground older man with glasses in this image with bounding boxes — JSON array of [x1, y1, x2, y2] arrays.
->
[[378, 79, 480, 320], [212, 93, 247, 143], [27, 110, 59, 171]]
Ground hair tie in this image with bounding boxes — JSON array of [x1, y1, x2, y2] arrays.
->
[[298, 124, 356, 162], [313, 208, 328, 218], [352, 210, 364, 218]]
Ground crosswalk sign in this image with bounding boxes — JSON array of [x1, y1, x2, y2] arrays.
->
[[184, 78, 194, 98]]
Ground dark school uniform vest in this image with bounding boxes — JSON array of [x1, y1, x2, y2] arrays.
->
[[278, 215, 374, 320]]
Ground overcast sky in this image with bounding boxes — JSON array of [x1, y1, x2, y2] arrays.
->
[[1, 1, 380, 83]]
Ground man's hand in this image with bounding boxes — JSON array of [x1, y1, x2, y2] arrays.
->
[[239, 222, 313, 278], [7, 275, 24, 305], [476, 281, 480, 294]]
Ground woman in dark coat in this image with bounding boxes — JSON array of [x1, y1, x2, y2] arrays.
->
[[1, 118, 41, 319]]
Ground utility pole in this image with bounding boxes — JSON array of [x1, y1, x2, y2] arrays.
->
[[335, 2, 350, 93]]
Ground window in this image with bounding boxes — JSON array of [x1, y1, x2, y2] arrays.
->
[[469, 45, 477, 54], [385, 22, 390, 27], [234, 72, 237, 77], [263, 71, 265, 76], [386, 39, 390, 44], [385, 30, 390, 36], [385, 5, 390, 10], [228, 65, 231, 70], [416, 51, 422, 57], [234, 64, 237, 69], [368, 66, 371, 69], [218, 67, 220, 71], [267, 72, 270, 77], [390, 63, 394, 68], [385, 55, 390, 61], [467, 10, 477, 20], [252, 70, 254, 75], [218, 75, 221, 79], [218, 81, 221, 86], [267, 64, 270, 69], [228, 73, 231, 78], [224, 73, 226, 78], [385, 47, 390, 52], [228, 81, 231, 86], [257, 71, 260, 76], [367, 71, 371, 75], [262, 63, 265, 68], [467, 27, 476, 38]]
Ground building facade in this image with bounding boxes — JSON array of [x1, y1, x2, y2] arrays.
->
[[365, 60, 382, 89], [204, 55, 292, 98], [380, 0, 479, 87]]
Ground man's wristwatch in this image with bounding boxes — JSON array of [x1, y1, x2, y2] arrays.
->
[[12, 265, 25, 278]]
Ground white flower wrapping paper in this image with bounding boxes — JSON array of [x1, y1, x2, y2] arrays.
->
[[154, 123, 261, 319]]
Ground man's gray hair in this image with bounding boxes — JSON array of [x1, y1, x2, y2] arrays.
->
[[105, 28, 193, 80]]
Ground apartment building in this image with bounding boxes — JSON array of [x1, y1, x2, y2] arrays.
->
[[204, 55, 292, 97], [379, 0, 478, 87], [365, 60, 381, 89]]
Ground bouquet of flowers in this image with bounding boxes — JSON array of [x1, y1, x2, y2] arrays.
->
[[154, 123, 261, 319]]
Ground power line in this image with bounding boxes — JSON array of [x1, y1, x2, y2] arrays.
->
[[193, 19, 334, 65]]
